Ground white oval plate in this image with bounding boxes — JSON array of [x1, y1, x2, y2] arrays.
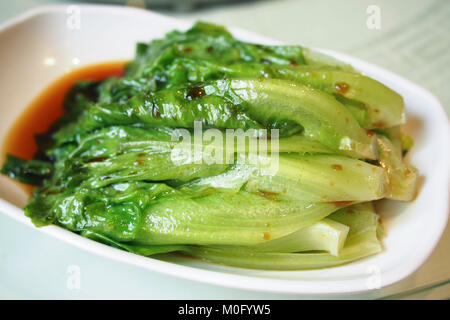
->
[[0, 5, 449, 295]]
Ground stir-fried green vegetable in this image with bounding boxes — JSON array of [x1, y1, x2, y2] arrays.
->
[[1, 22, 418, 270]]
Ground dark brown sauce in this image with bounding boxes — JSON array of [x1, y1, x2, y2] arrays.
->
[[187, 87, 206, 100], [258, 189, 280, 201], [335, 82, 350, 95], [331, 200, 354, 208], [331, 164, 343, 171], [2, 61, 127, 194]]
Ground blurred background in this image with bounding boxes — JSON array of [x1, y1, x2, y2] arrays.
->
[[0, 0, 449, 299]]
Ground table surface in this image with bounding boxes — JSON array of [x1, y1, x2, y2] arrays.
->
[[0, 0, 449, 299]]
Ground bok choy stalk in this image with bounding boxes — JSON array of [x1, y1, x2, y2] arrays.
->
[[126, 57, 404, 129], [43, 125, 388, 201], [25, 180, 340, 245], [377, 133, 417, 201], [185, 203, 382, 269], [245, 218, 349, 256], [79, 79, 377, 159]]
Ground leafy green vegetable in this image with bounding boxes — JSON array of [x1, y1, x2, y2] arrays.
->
[[0, 22, 418, 270], [1, 155, 52, 185]]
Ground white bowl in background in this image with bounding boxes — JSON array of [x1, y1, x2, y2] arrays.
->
[[0, 5, 448, 295]]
